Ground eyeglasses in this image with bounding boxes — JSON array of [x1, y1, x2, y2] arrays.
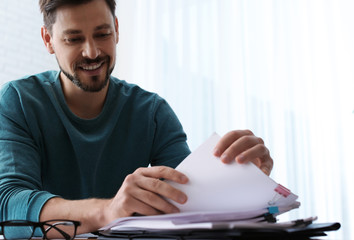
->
[[0, 219, 81, 240]]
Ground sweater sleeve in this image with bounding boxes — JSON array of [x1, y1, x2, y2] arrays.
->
[[150, 96, 191, 168], [0, 83, 57, 222]]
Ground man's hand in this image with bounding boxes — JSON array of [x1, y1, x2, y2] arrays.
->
[[104, 166, 189, 221], [213, 130, 273, 175], [40, 166, 189, 234]]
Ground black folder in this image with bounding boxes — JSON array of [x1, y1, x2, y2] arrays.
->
[[98, 222, 340, 239]]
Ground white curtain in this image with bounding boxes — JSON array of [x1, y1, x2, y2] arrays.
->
[[115, 0, 354, 239], [0, 0, 352, 239]]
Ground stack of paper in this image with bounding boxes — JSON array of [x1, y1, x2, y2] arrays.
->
[[100, 133, 300, 232]]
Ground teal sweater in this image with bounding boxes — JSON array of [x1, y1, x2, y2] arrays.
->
[[0, 71, 190, 222]]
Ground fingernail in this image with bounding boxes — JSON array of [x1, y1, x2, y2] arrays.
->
[[179, 195, 187, 204], [221, 153, 230, 163], [237, 154, 245, 163], [213, 148, 221, 156], [261, 167, 270, 175], [180, 175, 189, 183]]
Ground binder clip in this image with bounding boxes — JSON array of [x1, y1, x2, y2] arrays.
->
[[268, 184, 291, 205]]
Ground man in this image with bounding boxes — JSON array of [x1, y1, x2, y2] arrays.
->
[[0, 0, 273, 235]]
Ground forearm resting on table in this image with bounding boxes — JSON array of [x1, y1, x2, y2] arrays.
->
[[40, 197, 112, 234]]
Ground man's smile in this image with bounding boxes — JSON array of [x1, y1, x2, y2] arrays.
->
[[79, 61, 104, 71]]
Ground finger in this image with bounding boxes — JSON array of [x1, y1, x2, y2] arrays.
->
[[213, 130, 254, 158], [135, 166, 189, 184], [123, 195, 164, 216], [112, 185, 164, 217], [260, 155, 273, 176], [136, 177, 188, 204], [132, 189, 181, 214], [236, 144, 273, 176], [115, 174, 182, 217], [219, 135, 263, 164], [260, 164, 273, 176], [236, 143, 269, 164]]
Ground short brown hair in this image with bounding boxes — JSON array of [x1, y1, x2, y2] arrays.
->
[[39, 0, 116, 34]]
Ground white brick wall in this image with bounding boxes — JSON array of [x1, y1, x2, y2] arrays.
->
[[0, 0, 58, 85]]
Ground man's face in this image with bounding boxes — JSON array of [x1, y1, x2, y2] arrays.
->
[[46, 0, 119, 92]]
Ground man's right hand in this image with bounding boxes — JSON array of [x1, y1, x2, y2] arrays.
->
[[103, 166, 189, 222], [40, 166, 189, 235]]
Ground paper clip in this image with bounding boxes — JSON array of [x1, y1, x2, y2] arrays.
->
[[263, 213, 277, 223], [267, 206, 279, 214], [268, 184, 291, 205]]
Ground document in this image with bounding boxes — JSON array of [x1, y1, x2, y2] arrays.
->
[[100, 133, 299, 232], [101, 214, 316, 232], [167, 133, 298, 212], [101, 205, 300, 232]]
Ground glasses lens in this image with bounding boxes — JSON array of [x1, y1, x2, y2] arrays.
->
[[3, 224, 34, 240], [43, 220, 77, 240]]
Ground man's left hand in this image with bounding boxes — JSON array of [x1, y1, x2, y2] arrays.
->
[[213, 130, 273, 175]]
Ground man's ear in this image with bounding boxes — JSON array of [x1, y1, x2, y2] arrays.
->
[[114, 17, 119, 44], [41, 26, 55, 54]]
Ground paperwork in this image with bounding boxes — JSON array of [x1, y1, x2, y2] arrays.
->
[[100, 133, 300, 232], [167, 133, 298, 212], [101, 207, 300, 232]]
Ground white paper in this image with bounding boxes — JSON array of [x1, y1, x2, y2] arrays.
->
[[101, 210, 267, 231], [101, 208, 307, 232], [167, 133, 298, 212], [108, 217, 316, 232]]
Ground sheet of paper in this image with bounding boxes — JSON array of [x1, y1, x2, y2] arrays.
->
[[101, 208, 268, 231], [108, 217, 316, 232], [167, 133, 297, 212], [102, 211, 267, 231], [102, 213, 312, 232]]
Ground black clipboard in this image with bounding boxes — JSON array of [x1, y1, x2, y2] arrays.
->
[[98, 222, 340, 239]]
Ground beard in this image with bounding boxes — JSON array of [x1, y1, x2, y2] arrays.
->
[[59, 56, 114, 92]]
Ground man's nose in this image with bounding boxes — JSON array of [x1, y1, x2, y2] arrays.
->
[[82, 39, 101, 59]]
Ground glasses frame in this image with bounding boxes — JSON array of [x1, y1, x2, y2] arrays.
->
[[0, 219, 81, 240]]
